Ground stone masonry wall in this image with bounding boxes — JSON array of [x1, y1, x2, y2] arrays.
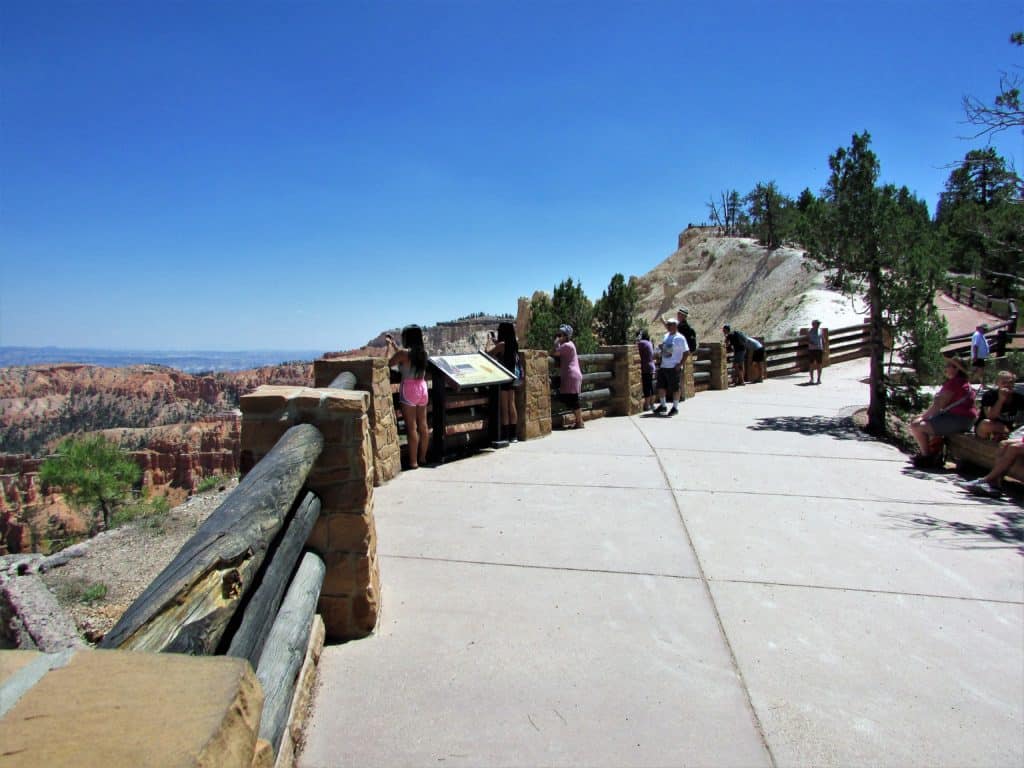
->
[[706, 342, 727, 389], [517, 350, 551, 440], [599, 345, 642, 416], [240, 385, 378, 641], [314, 358, 401, 486]]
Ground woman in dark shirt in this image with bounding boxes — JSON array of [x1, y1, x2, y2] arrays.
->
[[977, 370, 1024, 440]]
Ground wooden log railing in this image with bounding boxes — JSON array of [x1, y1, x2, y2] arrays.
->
[[99, 422, 331, 765], [946, 282, 1019, 332], [549, 352, 616, 425]]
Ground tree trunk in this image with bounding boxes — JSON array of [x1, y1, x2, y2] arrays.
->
[[866, 271, 887, 435]]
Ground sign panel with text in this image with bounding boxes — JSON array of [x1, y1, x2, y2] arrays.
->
[[429, 353, 514, 389]]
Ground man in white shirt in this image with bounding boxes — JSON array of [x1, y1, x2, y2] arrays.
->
[[653, 317, 690, 417], [971, 323, 990, 385]]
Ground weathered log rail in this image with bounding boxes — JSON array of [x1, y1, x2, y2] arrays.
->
[[946, 282, 1020, 331], [549, 352, 616, 425], [99, 422, 330, 767]]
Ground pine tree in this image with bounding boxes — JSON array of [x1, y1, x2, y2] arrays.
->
[[594, 274, 639, 345], [39, 435, 141, 532], [805, 132, 948, 434]]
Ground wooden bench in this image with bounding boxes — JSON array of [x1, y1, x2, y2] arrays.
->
[[946, 433, 1024, 482]]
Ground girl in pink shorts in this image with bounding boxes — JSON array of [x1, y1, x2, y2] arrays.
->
[[386, 325, 430, 469]]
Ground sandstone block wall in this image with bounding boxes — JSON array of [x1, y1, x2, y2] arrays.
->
[[313, 358, 401, 485], [707, 342, 727, 390], [0, 649, 263, 768], [240, 385, 378, 641], [517, 350, 551, 440], [682, 355, 696, 400], [598, 345, 642, 416]]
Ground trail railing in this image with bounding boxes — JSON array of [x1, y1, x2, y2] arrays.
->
[[946, 282, 1019, 331]]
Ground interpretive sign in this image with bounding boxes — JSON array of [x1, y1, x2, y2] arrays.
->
[[429, 353, 514, 389]]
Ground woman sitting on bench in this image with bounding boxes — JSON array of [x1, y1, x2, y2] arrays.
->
[[909, 357, 977, 469]]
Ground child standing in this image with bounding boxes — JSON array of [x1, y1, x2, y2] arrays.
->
[[386, 325, 430, 469]]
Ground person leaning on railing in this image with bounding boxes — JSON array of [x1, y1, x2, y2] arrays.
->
[[553, 324, 584, 429], [908, 356, 978, 469]]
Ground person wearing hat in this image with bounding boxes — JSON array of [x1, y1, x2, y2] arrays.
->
[[553, 323, 584, 429], [654, 316, 689, 416], [970, 323, 991, 385], [909, 356, 978, 468], [676, 307, 698, 358]]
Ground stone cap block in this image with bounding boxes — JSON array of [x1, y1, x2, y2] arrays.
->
[[0, 649, 263, 768], [241, 386, 369, 418]]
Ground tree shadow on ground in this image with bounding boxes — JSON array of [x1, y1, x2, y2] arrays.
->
[[889, 507, 1024, 555], [747, 415, 876, 442], [890, 467, 1024, 554]]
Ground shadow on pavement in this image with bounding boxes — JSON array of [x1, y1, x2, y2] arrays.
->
[[747, 414, 875, 441], [890, 507, 1024, 555]]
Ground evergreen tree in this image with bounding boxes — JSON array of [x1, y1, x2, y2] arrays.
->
[[594, 273, 639, 345], [745, 181, 792, 249], [40, 435, 141, 532], [805, 132, 948, 434], [526, 278, 597, 353], [936, 148, 1023, 291]]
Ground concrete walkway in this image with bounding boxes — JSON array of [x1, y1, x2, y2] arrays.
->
[[301, 359, 1024, 768]]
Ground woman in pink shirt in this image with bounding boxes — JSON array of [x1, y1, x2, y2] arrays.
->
[[553, 324, 584, 429], [909, 357, 977, 469]]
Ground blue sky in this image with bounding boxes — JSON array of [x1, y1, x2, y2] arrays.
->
[[2, 1, 1022, 352]]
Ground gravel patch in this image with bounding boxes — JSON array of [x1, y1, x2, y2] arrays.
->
[[32, 479, 238, 644]]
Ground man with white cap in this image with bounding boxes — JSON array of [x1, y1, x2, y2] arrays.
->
[[654, 316, 689, 416]]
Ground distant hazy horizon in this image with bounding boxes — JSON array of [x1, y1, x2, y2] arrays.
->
[[0, 346, 327, 373]]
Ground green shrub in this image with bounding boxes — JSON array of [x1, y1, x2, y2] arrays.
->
[[196, 474, 222, 493], [58, 578, 108, 605], [81, 582, 108, 603], [112, 490, 170, 531]]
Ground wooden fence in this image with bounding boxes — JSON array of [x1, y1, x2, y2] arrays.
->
[[99, 422, 332, 762], [946, 282, 1020, 331], [548, 352, 614, 425]]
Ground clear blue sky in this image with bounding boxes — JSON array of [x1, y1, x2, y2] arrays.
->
[[2, 1, 1021, 351]]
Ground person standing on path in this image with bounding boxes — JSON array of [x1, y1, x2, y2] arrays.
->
[[553, 324, 584, 429], [654, 317, 689, 416], [676, 307, 698, 360], [637, 329, 656, 412], [807, 319, 825, 385], [487, 321, 520, 442], [971, 323, 990, 385], [386, 325, 430, 469]]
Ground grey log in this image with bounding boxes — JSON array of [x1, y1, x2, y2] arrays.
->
[[225, 491, 321, 668], [256, 551, 325, 754], [100, 423, 324, 654], [328, 371, 357, 390], [579, 388, 611, 403], [581, 371, 613, 383]]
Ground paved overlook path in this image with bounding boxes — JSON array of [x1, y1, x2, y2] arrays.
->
[[301, 359, 1023, 768]]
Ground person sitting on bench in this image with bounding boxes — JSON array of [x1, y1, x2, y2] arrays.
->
[[957, 430, 1024, 497]]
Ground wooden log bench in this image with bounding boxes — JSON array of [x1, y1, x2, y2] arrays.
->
[[946, 433, 1024, 482]]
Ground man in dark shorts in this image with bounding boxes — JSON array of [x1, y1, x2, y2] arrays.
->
[[654, 317, 689, 416]]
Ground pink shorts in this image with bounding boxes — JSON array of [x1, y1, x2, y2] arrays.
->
[[400, 378, 428, 407]]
